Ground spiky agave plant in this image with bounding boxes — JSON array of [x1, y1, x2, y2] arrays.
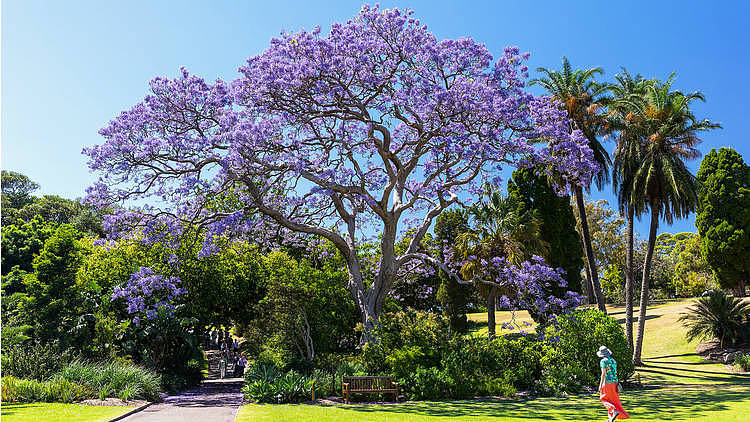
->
[[678, 291, 750, 348]]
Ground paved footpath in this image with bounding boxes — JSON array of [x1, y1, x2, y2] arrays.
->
[[119, 378, 244, 422], [121, 351, 244, 422]]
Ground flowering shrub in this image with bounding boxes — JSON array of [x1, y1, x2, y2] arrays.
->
[[112, 267, 185, 325]]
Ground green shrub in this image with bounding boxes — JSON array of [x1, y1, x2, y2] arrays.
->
[[57, 360, 161, 401], [735, 353, 750, 372], [408, 367, 451, 400], [242, 368, 315, 403], [242, 362, 321, 403], [544, 309, 634, 386], [1, 376, 86, 403], [243, 379, 277, 403], [245, 361, 282, 384], [362, 310, 450, 375], [679, 291, 750, 348], [0, 344, 76, 380]]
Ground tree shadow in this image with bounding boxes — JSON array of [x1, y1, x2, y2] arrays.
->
[[615, 314, 661, 324], [326, 387, 750, 420]]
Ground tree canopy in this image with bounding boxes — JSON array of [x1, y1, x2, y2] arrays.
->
[[696, 147, 750, 294], [82, 6, 598, 336]]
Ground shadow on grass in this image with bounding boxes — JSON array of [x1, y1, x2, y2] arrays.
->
[[615, 314, 661, 324], [648, 353, 700, 359], [636, 364, 750, 385], [325, 387, 750, 421]]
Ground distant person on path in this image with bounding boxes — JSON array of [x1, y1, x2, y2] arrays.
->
[[598, 346, 630, 421], [234, 353, 247, 377]]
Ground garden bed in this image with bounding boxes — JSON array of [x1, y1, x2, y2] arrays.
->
[[696, 340, 750, 365]]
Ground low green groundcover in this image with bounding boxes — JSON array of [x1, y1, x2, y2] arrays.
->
[[0, 402, 132, 422]]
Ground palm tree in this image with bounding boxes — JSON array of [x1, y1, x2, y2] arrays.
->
[[530, 57, 611, 313], [622, 74, 720, 364], [455, 187, 547, 339], [604, 69, 653, 352], [679, 291, 750, 348]]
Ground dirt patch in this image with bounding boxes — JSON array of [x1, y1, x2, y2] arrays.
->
[[78, 398, 149, 407]]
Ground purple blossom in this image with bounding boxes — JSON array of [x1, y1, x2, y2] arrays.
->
[[111, 267, 186, 324]]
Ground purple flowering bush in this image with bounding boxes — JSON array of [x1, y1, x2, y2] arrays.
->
[[111, 267, 186, 326], [110, 267, 204, 392], [83, 4, 599, 338]]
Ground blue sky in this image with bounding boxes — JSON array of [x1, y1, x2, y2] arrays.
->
[[3, 0, 749, 238]]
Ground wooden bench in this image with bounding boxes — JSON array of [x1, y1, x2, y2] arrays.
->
[[342, 376, 399, 403]]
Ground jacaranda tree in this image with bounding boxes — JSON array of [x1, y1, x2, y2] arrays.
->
[[83, 5, 598, 340]]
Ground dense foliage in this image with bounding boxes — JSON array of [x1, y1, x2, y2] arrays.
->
[[696, 147, 750, 295]]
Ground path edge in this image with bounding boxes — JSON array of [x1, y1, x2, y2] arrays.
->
[[107, 401, 154, 422]]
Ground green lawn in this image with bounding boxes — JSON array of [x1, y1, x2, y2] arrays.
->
[[0, 403, 133, 422], [237, 300, 750, 421]]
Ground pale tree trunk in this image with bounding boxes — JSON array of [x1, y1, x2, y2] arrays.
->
[[574, 186, 607, 313], [624, 206, 635, 352], [358, 219, 399, 345], [487, 287, 498, 340], [633, 209, 659, 365], [298, 310, 315, 362]]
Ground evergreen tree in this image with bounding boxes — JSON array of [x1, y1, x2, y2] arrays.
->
[[507, 168, 584, 297], [696, 148, 750, 296]]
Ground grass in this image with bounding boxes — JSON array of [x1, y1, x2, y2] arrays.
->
[[0, 403, 133, 422], [237, 299, 750, 421]]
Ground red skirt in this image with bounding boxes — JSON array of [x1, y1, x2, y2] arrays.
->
[[600, 383, 630, 419]]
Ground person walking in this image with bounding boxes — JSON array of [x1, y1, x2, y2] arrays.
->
[[234, 353, 247, 378], [598, 346, 630, 421]]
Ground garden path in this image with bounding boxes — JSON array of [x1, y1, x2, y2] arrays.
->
[[120, 351, 244, 422]]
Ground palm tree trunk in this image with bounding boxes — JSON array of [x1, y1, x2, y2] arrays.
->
[[487, 286, 498, 340], [582, 258, 595, 303], [633, 208, 659, 365], [624, 206, 635, 352], [574, 186, 607, 313]]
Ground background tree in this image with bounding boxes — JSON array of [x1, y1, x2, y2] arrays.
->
[[571, 199, 627, 276], [696, 147, 750, 296], [530, 56, 610, 313], [17, 195, 104, 237], [434, 209, 472, 333], [628, 75, 720, 364], [83, 6, 597, 341], [2, 170, 39, 224], [669, 233, 715, 297], [507, 168, 583, 300], [258, 251, 356, 364], [455, 188, 548, 337], [1, 216, 56, 276], [19, 224, 88, 348]]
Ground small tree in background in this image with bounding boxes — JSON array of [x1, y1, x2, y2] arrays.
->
[[507, 168, 584, 298], [696, 147, 750, 296], [434, 209, 472, 333]]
